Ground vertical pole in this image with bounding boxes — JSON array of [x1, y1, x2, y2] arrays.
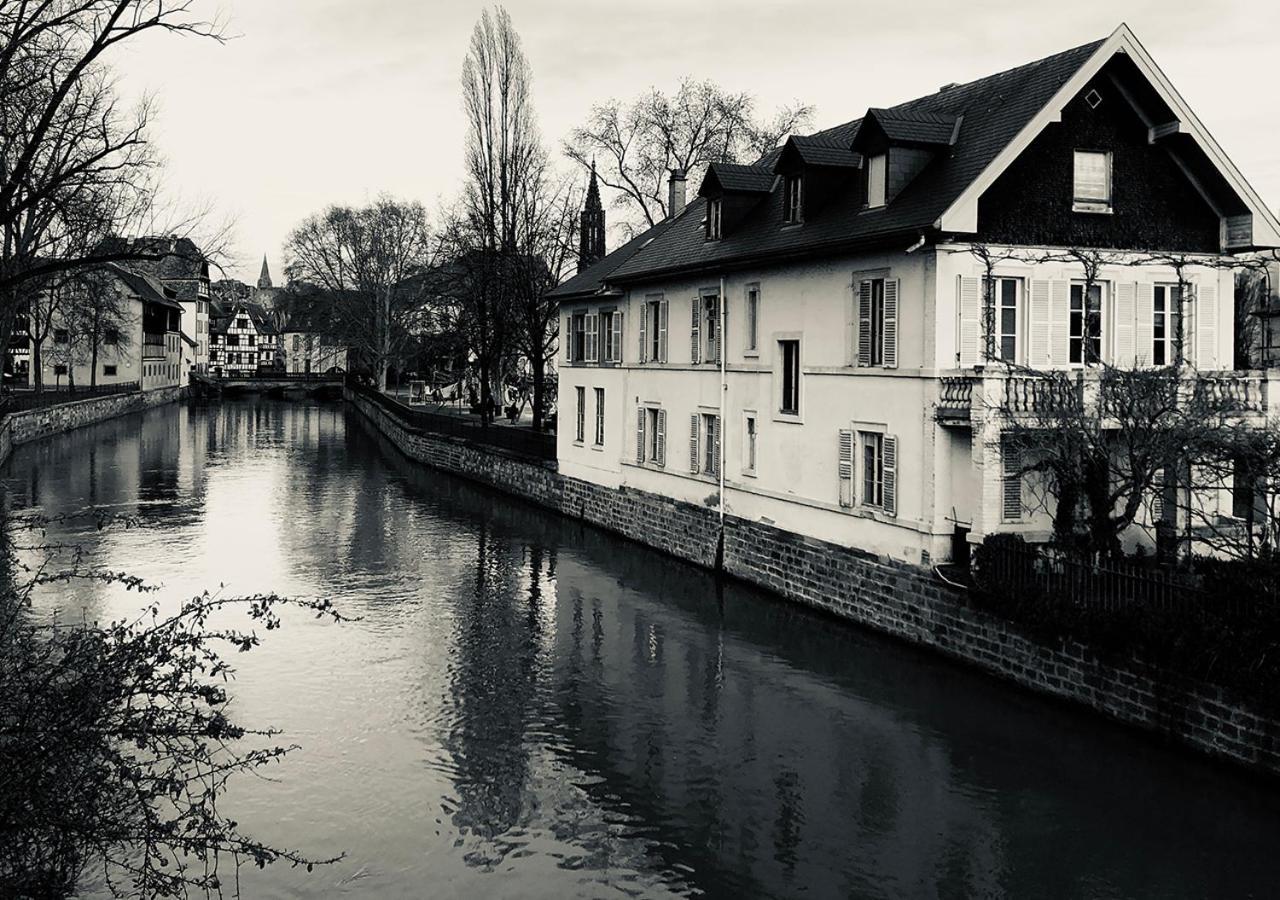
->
[[719, 276, 727, 525]]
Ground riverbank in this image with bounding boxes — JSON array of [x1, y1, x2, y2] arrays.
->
[[346, 384, 1280, 779], [0, 385, 185, 467]]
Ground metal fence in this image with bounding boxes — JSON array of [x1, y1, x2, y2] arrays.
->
[[211, 371, 344, 382], [351, 381, 556, 462], [0, 381, 141, 414]]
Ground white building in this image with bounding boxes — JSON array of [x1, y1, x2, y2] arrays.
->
[[552, 26, 1280, 567]]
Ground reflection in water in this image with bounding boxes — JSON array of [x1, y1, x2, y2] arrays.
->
[[7, 398, 1280, 899]]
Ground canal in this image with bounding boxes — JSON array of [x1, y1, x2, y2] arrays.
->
[[7, 398, 1280, 899]]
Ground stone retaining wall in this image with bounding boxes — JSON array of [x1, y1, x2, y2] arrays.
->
[[346, 386, 1280, 777], [0, 386, 185, 466]]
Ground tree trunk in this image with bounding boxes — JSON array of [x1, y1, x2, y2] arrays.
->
[[32, 340, 43, 393], [479, 356, 492, 424], [90, 340, 99, 389], [531, 363, 545, 431]]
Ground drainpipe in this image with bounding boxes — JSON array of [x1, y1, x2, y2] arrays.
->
[[719, 275, 727, 525]]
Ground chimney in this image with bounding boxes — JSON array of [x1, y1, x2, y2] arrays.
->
[[667, 168, 687, 217]]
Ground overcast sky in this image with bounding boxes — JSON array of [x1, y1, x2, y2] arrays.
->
[[114, 0, 1280, 283]]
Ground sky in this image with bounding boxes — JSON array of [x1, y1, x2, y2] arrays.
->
[[113, 0, 1280, 283]]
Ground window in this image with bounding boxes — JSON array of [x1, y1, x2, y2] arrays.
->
[[247, 334, 256, 345], [859, 278, 886, 366], [103, 364, 117, 376], [745, 285, 760, 353], [1153, 284, 1181, 366], [600, 311, 622, 363], [1002, 440, 1023, 522], [706, 197, 723, 240], [237, 317, 249, 329], [641, 297, 667, 363], [228, 334, 240, 347], [991, 277, 1021, 363], [861, 431, 883, 507], [104, 328, 119, 346], [867, 154, 886, 208], [571, 312, 586, 362], [1073, 150, 1111, 212], [54, 328, 68, 345], [594, 387, 605, 446], [1069, 282, 1106, 364], [575, 386, 585, 442], [783, 174, 803, 223], [743, 414, 757, 475], [293, 334, 302, 351], [702, 413, 720, 476], [636, 406, 666, 466], [702, 293, 720, 363], [779, 339, 800, 415]]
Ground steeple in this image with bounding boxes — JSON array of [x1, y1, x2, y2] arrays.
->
[[578, 161, 606, 272], [257, 255, 273, 290]]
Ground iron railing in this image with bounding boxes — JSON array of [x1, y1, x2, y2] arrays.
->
[[350, 381, 556, 462], [1, 381, 141, 414]]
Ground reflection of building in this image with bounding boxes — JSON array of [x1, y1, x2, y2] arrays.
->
[[553, 25, 1280, 566]]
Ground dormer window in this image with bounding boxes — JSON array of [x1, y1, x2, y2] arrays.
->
[[706, 198, 723, 240], [1073, 150, 1112, 213], [867, 154, 886, 208], [783, 175, 803, 224]]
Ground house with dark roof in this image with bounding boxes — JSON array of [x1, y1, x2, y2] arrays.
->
[[208, 300, 282, 376], [551, 25, 1280, 566]]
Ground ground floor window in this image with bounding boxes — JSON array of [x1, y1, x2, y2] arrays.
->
[[104, 364, 117, 377], [636, 406, 666, 466], [702, 413, 720, 476], [594, 387, 605, 446], [1153, 284, 1181, 366], [1069, 281, 1106, 364], [743, 414, 757, 475], [861, 431, 883, 507], [575, 386, 585, 443]]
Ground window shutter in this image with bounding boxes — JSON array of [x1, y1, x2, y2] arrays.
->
[[639, 303, 648, 363], [614, 312, 624, 363], [857, 280, 873, 366], [837, 429, 853, 508], [1136, 283, 1155, 367], [711, 415, 721, 477], [882, 279, 899, 368], [689, 414, 700, 473], [1029, 279, 1051, 368], [690, 297, 701, 364], [1002, 441, 1023, 521], [658, 300, 669, 363], [715, 298, 725, 365], [1196, 283, 1217, 368], [1050, 280, 1070, 366], [564, 315, 572, 362], [636, 407, 646, 463], [1114, 281, 1135, 368], [656, 409, 667, 467], [586, 313, 598, 363], [882, 434, 898, 517], [958, 276, 980, 367], [1151, 467, 1166, 522]]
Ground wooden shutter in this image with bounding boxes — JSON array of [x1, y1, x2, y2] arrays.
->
[[881, 434, 898, 517], [564, 314, 572, 362], [857, 280, 873, 366], [1196, 283, 1217, 368], [1002, 441, 1023, 521], [838, 429, 853, 508], [658, 300, 669, 363], [958, 276, 980, 367], [690, 297, 701, 364], [614, 311, 624, 363], [585, 313, 598, 362], [689, 413, 700, 473], [639, 302, 648, 363], [656, 409, 667, 467], [882, 279, 899, 368], [1114, 281, 1136, 368], [1029, 279, 1051, 368], [716, 298, 725, 365], [711, 415, 721, 477], [1136, 283, 1155, 367], [1050, 280, 1070, 366], [636, 407, 646, 463]]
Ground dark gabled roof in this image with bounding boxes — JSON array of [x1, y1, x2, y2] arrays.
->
[[110, 265, 184, 312], [598, 36, 1106, 284], [862, 108, 962, 147], [548, 216, 679, 300], [779, 133, 863, 169], [702, 162, 775, 196]]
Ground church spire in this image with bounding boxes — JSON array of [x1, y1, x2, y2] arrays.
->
[[257, 255, 273, 290], [578, 161, 606, 272]]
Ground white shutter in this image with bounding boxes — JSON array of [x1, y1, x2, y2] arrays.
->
[[656, 409, 667, 467], [690, 297, 701, 364], [882, 434, 898, 517], [713, 296, 723, 364], [882, 279, 899, 369], [564, 314, 572, 362], [658, 300, 669, 363], [958, 276, 980, 367], [1029, 279, 1051, 368], [639, 302, 648, 363], [689, 413, 700, 473], [857, 280, 873, 366], [711, 415, 721, 477], [1196, 283, 1218, 369], [1002, 441, 1023, 521], [613, 312, 624, 363], [1136, 282, 1155, 367], [586, 313, 598, 363], [1050, 280, 1070, 366], [838, 429, 853, 508], [1114, 281, 1135, 368], [636, 407, 646, 463]]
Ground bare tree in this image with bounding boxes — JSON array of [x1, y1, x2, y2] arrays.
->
[[565, 79, 812, 233], [283, 198, 434, 391], [65, 267, 134, 388]]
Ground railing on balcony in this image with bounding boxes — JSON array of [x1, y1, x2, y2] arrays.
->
[[1002, 374, 1080, 417], [937, 376, 974, 422], [1193, 372, 1267, 414]]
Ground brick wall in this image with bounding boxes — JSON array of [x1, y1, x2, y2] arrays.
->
[[346, 386, 1280, 777], [0, 386, 185, 465]]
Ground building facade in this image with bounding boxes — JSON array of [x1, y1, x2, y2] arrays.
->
[[552, 26, 1280, 567], [208, 301, 282, 376]]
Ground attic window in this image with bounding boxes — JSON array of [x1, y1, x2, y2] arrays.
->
[[1085, 89, 1102, 110], [706, 197, 723, 240], [1073, 150, 1112, 213], [866, 154, 886, 209], [783, 175, 803, 224]]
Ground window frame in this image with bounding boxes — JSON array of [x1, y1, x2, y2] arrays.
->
[[778, 337, 801, 418], [647, 406, 662, 464], [1072, 149, 1113, 213], [866, 154, 887, 209], [1152, 283, 1181, 367], [701, 290, 720, 364], [991, 276, 1023, 364], [742, 411, 758, 477], [706, 197, 723, 240], [574, 385, 585, 444], [783, 174, 803, 224], [744, 284, 760, 356], [859, 430, 884, 509], [1069, 281, 1107, 365], [593, 386, 605, 447]]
